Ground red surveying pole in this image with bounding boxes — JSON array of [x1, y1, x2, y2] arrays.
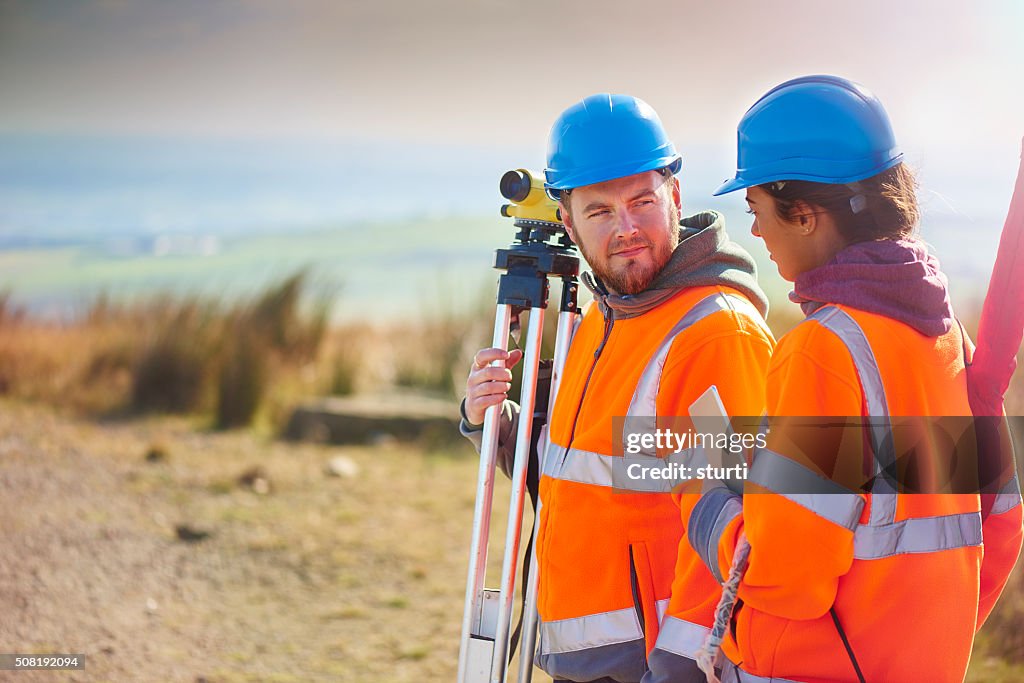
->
[[968, 139, 1024, 514]]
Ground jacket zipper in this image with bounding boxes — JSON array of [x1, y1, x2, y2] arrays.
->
[[540, 308, 615, 574], [561, 309, 615, 466], [628, 544, 646, 636]]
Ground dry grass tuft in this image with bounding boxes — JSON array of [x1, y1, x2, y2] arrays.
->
[[0, 271, 345, 427]]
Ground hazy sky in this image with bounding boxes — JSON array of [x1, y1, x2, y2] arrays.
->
[[2, 0, 1022, 155], [1, 0, 1021, 318]]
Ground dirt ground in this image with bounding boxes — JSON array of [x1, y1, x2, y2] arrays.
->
[[0, 397, 548, 682], [1, 397, 1022, 682]]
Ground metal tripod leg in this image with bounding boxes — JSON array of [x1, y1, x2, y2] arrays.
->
[[459, 193, 580, 682], [458, 304, 514, 683], [489, 305, 546, 682], [516, 308, 579, 683]]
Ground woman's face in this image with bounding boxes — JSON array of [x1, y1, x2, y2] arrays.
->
[[745, 185, 821, 282]]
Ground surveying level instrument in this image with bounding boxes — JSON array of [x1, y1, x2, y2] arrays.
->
[[498, 170, 562, 224], [458, 169, 581, 683]]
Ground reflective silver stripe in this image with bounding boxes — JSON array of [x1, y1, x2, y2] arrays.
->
[[806, 305, 890, 439], [749, 448, 864, 530], [991, 473, 1022, 515], [545, 441, 702, 491], [536, 424, 551, 475], [625, 293, 768, 456], [538, 606, 643, 655], [869, 492, 898, 528], [807, 305, 897, 526], [720, 658, 801, 683], [853, 511, 983, 559], [541, 440, 564, 479], [652, 616, 710, 659], [544, 443, 615, 486], [656, 597, 669, 625]]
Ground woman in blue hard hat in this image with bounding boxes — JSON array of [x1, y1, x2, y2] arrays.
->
[[681, 75, 1023, 682]]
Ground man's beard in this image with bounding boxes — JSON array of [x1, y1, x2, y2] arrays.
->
[[577, 203, 680, 295]]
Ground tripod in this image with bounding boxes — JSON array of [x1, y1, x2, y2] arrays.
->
[[457, 170, 581, 683]]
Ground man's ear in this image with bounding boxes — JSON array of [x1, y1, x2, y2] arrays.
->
[[669, 176, 681, 212], [559, 200, 577, 243], [791, 199, 818, 235]]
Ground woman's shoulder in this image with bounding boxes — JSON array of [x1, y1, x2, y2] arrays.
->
[[775, 308, 854, 357], [772, 309, 864, 385]]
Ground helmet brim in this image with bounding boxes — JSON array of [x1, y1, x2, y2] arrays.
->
[[713, 153, 904, 197], [545, 155, 681, 199], [712, 176, 750, 196]]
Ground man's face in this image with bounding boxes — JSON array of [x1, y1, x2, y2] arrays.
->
[[560, 170, 681, 295]]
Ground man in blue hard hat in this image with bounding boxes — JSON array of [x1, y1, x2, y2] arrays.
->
[[462, 94, 775, 683]]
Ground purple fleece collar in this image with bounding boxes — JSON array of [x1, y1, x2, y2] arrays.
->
[[791, 239, 953, 337]]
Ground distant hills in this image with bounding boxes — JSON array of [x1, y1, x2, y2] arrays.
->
[[0, 133, 1013, 321]]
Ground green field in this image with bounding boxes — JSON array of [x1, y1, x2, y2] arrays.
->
[[0, 215, 524, 322]]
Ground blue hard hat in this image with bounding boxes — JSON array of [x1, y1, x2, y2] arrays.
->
[[713, 75, 903, 196], [544, 93, 682, 199]]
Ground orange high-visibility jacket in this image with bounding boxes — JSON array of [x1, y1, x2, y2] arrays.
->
[[691, 304, 1023, 683], [536, 285, 774, 682]]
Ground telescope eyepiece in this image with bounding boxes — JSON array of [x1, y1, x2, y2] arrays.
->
[[500, 170, 532, 202]]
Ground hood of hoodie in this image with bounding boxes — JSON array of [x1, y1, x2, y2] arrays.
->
[[791, 238, 953, 337], [582, 210, 769, 320]]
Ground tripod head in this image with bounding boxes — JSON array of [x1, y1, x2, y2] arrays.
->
[[494, 169, 579, 313]]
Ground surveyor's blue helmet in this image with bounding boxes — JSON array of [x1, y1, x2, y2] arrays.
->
[[714, 75, 903, 195], [544, 93, 682, 200]]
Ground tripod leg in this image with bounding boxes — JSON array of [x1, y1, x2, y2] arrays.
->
[[548, 309, 581, 425], [516, 309, 580, 683], [490, 306, 546, 682], [458, 304, 515, 683]]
